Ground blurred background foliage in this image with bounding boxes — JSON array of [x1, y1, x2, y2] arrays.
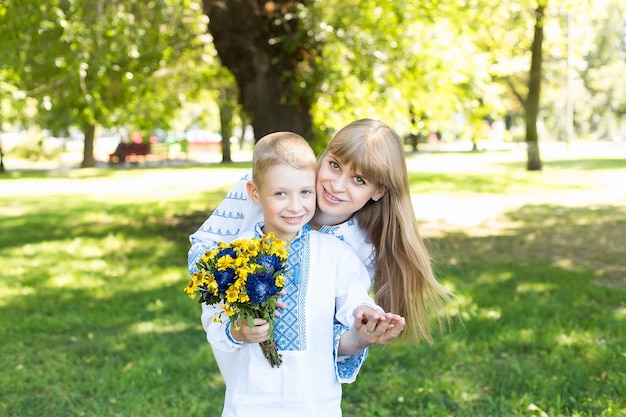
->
[[0, 0, 624, 166]]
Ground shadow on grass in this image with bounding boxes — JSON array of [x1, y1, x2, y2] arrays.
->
[[0, 195, 227, 416], [343, 203, 625, 417], [3, 281, 223, 416], [2, 196, 624, 417], [0, 189, 228, 251]]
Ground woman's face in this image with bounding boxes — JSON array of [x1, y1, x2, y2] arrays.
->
[[314, 153, 386, 225]]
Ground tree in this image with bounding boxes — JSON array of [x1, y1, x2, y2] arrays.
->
[[578, 0, 626, 139], [202, 0, 320, 140], [214, 65, 239, 163], [201, 0, 490, 143], [0, 0, 210, 167], [525, 1, 547, 171]]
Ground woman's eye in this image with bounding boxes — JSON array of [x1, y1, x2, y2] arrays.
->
[[329, 161, 340, 170], [354, 176, 366, 185]]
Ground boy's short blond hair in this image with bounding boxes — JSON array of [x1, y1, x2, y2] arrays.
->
[[252, 132, 317, 186]]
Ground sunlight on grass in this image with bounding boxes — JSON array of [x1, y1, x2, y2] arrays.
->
[[518, 328, 537, 343], [498, 327, 537, 345], [479, 308, 502, 320], [516, 282, 556, 294], [555, 331, 597, 347], [130, 321, 193, 335], [0, 282, 36, 305], [476, 270, 513, 285], [2, 150, 625, 417], [49, 271, 106, 289]]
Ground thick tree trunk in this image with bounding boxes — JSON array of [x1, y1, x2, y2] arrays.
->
[[203, 0, 315, 141], [525, 2, 546, 171], [81, 122, 96, 168]]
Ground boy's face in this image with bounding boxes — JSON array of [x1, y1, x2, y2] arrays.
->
[[247, 164, 316, 241]]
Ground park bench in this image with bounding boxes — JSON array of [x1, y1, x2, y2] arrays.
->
[[108, 142, 169, 165]]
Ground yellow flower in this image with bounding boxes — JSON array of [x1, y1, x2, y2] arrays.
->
[[216, 254, 235, 270], [231, 239, 245, 249], [270, 241, 288, 260], [203, 248, 219, 263], [275, 274, 285, 288], [184, 280, 197, 298], [193, 269, 206, 285], [236, 268, 249, 281], [234, 276, 246, 289], [246, 243, 259, 257], [223, 303, 237, 317], [207, 280, 219, 295], [226, 286, 239, 303], [233, 255, 248, 268]]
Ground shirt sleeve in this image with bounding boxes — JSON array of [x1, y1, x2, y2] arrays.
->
[[328, 237, 379, 383], [201, 302, 244, 351], [332, 239, 380, 328], [187, 170, 263, 274], [318, 218, 376, 281], [333, 322, 368, 383]]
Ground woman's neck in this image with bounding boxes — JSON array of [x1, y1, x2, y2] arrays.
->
[[310, 211, 351, 231]]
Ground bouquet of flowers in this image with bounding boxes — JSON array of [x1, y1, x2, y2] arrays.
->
[[185, 232, 288, 368]]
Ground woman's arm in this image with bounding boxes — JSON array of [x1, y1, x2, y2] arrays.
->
[[187, 170, 263, 273]]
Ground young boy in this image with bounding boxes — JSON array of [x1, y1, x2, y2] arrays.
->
[[199, 132, 403, 417]]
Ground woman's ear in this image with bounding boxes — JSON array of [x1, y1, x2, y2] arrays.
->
[[372, 186, 387, 202], [246, 180, 262, 203]]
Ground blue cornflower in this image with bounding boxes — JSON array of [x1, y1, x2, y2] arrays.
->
[[257, 254, 284, 274], [246, 272, 278, 304], [214, 269, 236, 292]]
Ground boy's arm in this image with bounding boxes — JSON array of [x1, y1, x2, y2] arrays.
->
[[200, 303, 244, 352]]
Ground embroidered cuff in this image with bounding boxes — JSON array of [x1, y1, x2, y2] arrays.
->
[[225, 321, 244, 346], [333, 322, 368, 384]]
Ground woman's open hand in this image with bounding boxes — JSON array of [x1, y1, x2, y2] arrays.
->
[[354, 306, 406, 345]]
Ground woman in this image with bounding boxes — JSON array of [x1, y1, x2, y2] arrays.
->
[[188, 118, 452, 346]]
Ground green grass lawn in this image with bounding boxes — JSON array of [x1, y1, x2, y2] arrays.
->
[[1, 145, 625, 417]]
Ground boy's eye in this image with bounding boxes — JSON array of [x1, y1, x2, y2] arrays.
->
[[354, 176, 366, 185], [301, 189, 313, 195], [329, 161, 340, 170], [274, 191, 286, 197]]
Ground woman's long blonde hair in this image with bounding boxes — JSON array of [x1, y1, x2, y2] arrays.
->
[[321, 119, 452, 344]]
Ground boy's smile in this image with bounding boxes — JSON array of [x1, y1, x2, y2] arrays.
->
[[247, 164, 317, 241]]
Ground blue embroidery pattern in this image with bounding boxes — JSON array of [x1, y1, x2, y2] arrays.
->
[[225, 321, 243, 346], [333, 322, 368, 382], [225, 191, 248, 201], [210, 209, 245, 220], [318, 224, 340, 235], [187, 244, 208, 272], [318, 223, 347, 242], [275, 224, 310, 351]]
